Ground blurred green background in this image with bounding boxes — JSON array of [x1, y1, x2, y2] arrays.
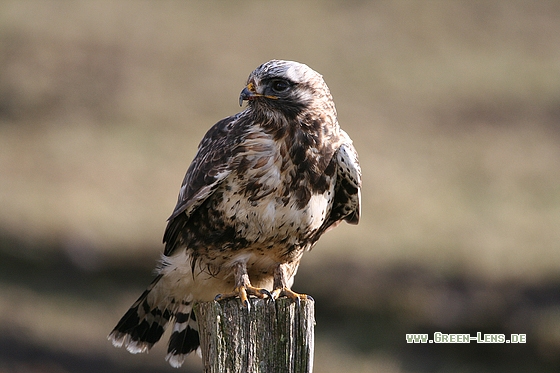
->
[[1, 1, 560, 372]]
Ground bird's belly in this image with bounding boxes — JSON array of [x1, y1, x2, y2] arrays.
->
[[176, 165, 335, 289]]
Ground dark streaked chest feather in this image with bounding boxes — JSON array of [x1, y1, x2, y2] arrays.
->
[[179, 114, 339, 262]]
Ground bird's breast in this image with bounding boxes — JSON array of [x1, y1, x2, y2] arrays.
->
[[220, 150, 335, 249]]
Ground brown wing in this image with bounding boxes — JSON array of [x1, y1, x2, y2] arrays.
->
[[335, 141, 361, 225], [163, 115, 242, 256], [314, 139, 362, 241]]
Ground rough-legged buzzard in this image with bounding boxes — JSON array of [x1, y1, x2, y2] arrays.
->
[[108, 60, 361, 367]]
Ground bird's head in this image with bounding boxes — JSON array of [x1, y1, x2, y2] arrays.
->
[[239, 60, 335, 120]]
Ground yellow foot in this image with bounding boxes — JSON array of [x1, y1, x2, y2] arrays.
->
[[271, 288, 312, 305], [215, 285, 271, 309]]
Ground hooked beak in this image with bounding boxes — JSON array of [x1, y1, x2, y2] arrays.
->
[[239, 86, 255, 106], [239, 82, 278, 106], [239, 81, 259, 106], [239, 81, 279, 106]]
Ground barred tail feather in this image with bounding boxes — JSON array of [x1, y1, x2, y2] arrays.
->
[[166, 300, 201, 368], [108, 275, 201, 368], [108, 275, 171, 354]]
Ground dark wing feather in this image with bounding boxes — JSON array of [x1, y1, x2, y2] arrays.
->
[[335, 142, 361, 225], [163, 115, 241, 256], [314, 140, 361, 240]]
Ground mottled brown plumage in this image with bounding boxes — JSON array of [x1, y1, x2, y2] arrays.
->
[[108, 60, 361, 367]]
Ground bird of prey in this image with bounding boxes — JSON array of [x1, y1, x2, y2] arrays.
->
[[108, 60, 361, 367]]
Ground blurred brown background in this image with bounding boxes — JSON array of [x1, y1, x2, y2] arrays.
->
[[1, 1, 560, 372]]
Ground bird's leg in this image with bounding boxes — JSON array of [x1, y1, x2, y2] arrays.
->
[[215, 262, 271, 308], [271, 262, 310, 303]]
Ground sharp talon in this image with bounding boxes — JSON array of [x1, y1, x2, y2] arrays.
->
[[239, 286, 249, 308], [214, 285, 271, 308], [245, 286, 271, 300], [271, 287, 308, 302]]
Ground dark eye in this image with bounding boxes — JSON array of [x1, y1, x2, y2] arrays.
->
[[270, 79, 291, 93]]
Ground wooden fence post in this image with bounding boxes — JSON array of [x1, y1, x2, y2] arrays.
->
[[195, 297, 315, 373]]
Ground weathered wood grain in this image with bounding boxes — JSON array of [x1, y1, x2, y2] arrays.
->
[[196, 297, 315, 373]]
